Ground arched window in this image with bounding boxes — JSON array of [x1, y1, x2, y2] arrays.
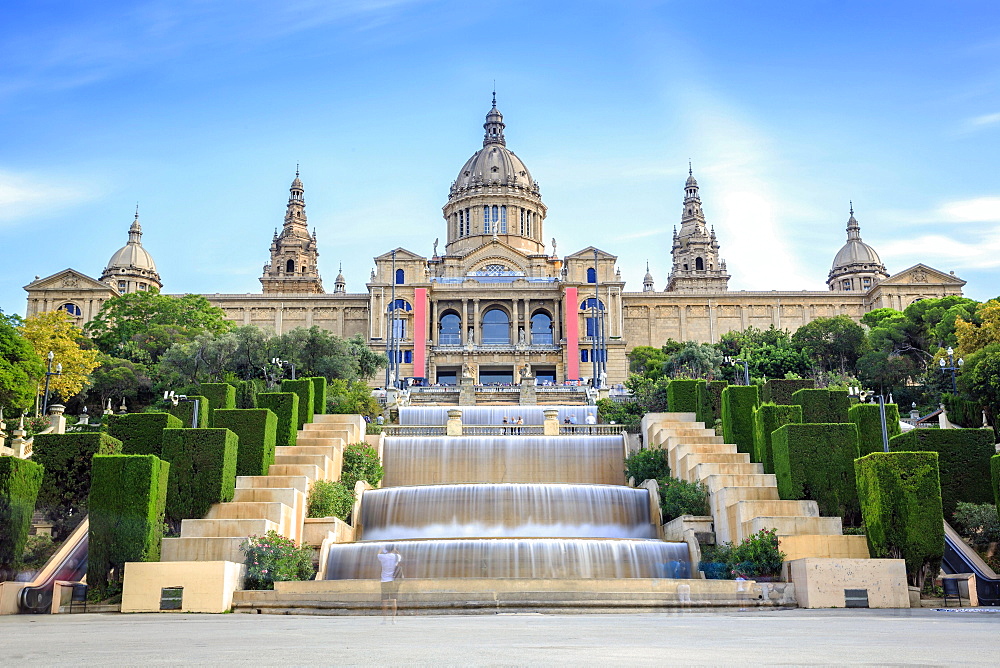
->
[[286, 259, 295, 273], [439, 311, 461, 345], [586, 267, 596, 284], [481, 308, 510, 345], [389, 299, 412, 311], [695, 257, 705, 270], [492, 205, 499, 222], [530, 311, 553, 345], [395, 268, 404, 285], [59, 302, 82, 316]]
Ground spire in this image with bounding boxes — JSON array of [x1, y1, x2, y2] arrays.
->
[[334, 262, 346, 293], [128, 205, 142, 244], [643, 261, 655, 292], [290, 167, 304, 203], [483, 93, 506, 147], [846, 202, 861, 241]]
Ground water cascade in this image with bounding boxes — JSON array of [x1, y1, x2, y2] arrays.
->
[[398, 405, 596, 426]]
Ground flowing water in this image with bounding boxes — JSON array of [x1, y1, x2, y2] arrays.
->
[[398, 406, 597, 426]]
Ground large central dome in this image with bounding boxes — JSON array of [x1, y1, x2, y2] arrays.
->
[[453, 143, 534, 192]]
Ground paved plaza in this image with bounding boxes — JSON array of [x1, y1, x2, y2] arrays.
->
[[1, 608, 997, 665]]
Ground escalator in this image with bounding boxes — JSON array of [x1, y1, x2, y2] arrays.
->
[[941, 520, 1000, 606], [18, 517, 89, 614]]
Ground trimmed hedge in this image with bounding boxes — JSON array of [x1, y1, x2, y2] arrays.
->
[[855, 452, 944, 587], [667, 379, 700, 413], [88, 455, 169, 594], [721, 384, 760, 455], [200, 383, 236, 426], [32, 432, 123, 526], [281, 379, 315, 429], [888, 428, 995, 517], [761, 379, 815, 405], [752, 403, 803, 474], [773, 423, 861, 524], [848, 403, 902, 457], [696, 380, 728, 426], [168, 395, 210, 428], [106, 412, 183, 456], [309, 377, 327, 415], [992, 454, 1000, 515], [161, 428, 238, 522], [213, 408, 278, 477], [0, 457, 45, 573], [232, 380, 260, 410], [792, 388, 849, 424], [256, 392, 299, 448]]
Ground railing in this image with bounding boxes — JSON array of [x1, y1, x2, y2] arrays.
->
[[410, 386, 459, 393], [558, 425, 624, 436], [381, 424, 624, 437], [382, 425, 448, 436], [461, 425, 545, 436], [474, 386, 520, 393]]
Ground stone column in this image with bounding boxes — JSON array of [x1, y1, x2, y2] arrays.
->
[[446, 408, 463, 436], [542, 408, 559, 436], [431, 301, 439, 345], [461, 298, 468, 344], [473, 299, 481, 345]]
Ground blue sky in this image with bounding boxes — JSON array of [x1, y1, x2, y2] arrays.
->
[[2, 0, 999, 317]]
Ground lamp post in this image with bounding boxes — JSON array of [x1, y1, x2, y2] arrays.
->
[[271, 357, 296, 381], [723, 355, 749, 386], [42, 351, 63, 415], [163, 391, 201, 429], [851, 386, 890, 453], [938, 346, 964, 393]]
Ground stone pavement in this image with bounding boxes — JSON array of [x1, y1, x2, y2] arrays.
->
[[1, 608, 997, 665]]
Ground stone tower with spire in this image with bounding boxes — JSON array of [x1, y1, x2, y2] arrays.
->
[[333, 264, 346, 294], [827, 203, 888, 292], [666, 166, 730, 293], [642, 261, 655, 292], [100, 207, 163, 293], [260, 169, 324, 294]]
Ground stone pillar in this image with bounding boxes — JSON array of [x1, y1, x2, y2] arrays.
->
[[542, 408, 559, 436], [431, 301, 439, 345], [459, 376, 476, 405], [446, 409, 463, 436], [473, 299, 481, 346], [47, 404, 67, 435], [461, 298, 468, 344], [519, 376, 537, 405]]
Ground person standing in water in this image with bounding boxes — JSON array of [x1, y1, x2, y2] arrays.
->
[[377, 544, 402, 622]]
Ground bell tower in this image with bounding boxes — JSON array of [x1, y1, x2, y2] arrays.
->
[[260, 169, 324, 294], [666, 165, 730, 292]]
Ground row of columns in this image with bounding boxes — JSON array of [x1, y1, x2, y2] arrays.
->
[[427, 297, 563, 346]]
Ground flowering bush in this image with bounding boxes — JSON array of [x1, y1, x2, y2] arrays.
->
[[240, 530, 314, 590]]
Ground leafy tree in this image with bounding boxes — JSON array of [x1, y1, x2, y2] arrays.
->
[[665, 341, 723, 379], [628, 346, 669, 380], [85, 291, 233, 363], [85, 354, 154, 413], [348, 334, 386, 381], [792, 315, 866, 373], [956, 298, 1000, 357], [0, 311, 44, 414], [964, 347, 1000, 424], [19, 310, 100, 403], [717, 326, 811, 381], [624, 448, 670, 483], [327, 379, 381, 419], [272, 327, 385, 381]]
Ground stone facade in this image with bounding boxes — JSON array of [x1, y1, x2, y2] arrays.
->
[[25, 100, 966, 386]]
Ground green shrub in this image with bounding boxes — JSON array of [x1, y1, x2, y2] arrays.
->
[[792, 388, 849, 424], [667, 379, 700, 413], [232, 380, 259, 409], [761, 379, 815, 405], [281, 379, 315, 429], [659, 478, 709, 522], [0, 457, 44, 576], [308, 480, 354, 520], [309, 377, 327, 415], [240, 530, 314, 590], [19, 534, 58, 571], [693, 379, 709, 423], [721, 385, 760, 455], [161, 428, 238, 523], [993, 454, 1000, 515], [952, 502, 1000, 551], [167, 395, 210, 428], [855, 451, 944, 588], [624, 448, 670, 483], [752, 403, 802, 474], [341, 443, 384, 489], [700, 528, 785, 579], [32, 432, 123, 539], [696, 380, 728, 426], [327, 378, 381, 419], [213, 408, 278, 478], [106, 412, 183, 456], [848, 403, 902, 457], [88, 454, 169, 596], [596, 397, 643, 428], [256, 392, 299, 448], [773, 422, 861, 525], [199, 383, 236, 426], [889, 428, 995, 517]]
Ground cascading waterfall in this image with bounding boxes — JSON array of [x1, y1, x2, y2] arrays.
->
[[398, 405, 597, 426], [324, 407, 691, 580]]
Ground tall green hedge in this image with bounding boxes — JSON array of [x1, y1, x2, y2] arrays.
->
[[200, 383, 236, 426], [32, 432, 123, 534], [855, 452, 944, 587], [232, 379, 260, 409], [309, 377, 327, 415], [0, 457, 44, 574], [761, 379, 815, 405], [106, 412, 183, 456], [667, 379, 700, 413], [281, 379, 315, 429], [167, 395, 210, 428], [257, 392, 299, 448], [848, 403, 902, 457], [992, 454, 1000, 515], [213, 409, 278, 477], [773, 422, 861, 524], [88, 455, 169, 594], [752, 403, 802, 474], [161, 428, 238, 522], [792, 388, 849, 424], [889, 428, 995, 517], [696, 380, 728, 426], [721, 384, 759, 455]]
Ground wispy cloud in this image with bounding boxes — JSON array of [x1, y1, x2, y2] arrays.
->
[[880, 196, 1000, 226], [880, 227, 1000, 270], [0, 170, 97, 225]]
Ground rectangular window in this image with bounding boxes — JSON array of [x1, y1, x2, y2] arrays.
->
[[392, 318, 406, 339]]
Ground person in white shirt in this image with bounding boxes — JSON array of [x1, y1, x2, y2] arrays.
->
[[377, 545, 402, 622], [585, 412, 596, 433]]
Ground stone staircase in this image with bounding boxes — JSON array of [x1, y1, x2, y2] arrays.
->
[[161, 414, 365, 563], [645, 413, 869, 562]]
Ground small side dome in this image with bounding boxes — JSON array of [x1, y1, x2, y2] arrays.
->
[[100, 209, 162, 292]]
